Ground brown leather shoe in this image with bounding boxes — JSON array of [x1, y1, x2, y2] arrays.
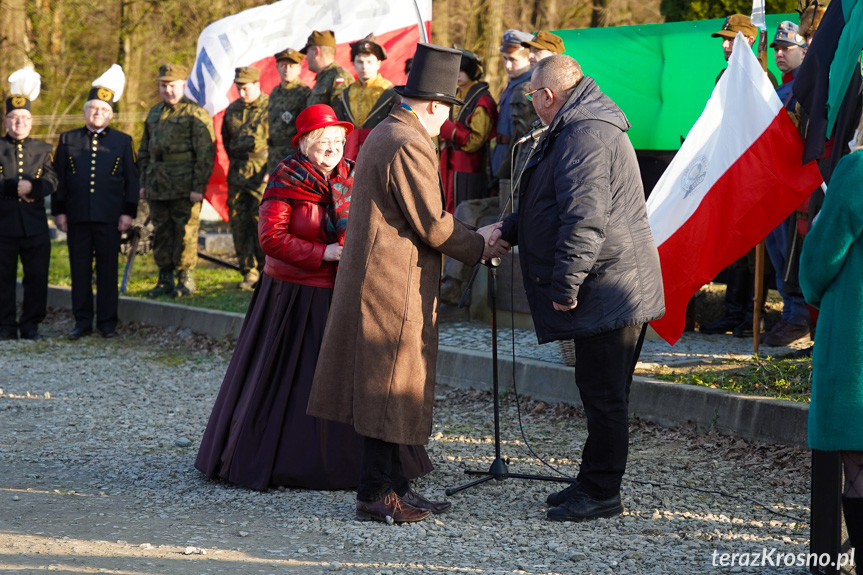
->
[[356, 492, 431, 524], [401, 488, 452, 514]]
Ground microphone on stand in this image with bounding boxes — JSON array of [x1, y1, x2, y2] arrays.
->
[[515, 119, 548, 145]]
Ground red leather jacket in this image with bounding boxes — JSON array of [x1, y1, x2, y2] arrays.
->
[[259, 198, 337, 288]]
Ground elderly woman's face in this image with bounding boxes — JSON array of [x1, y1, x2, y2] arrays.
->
[[305, 125, 346, 174]]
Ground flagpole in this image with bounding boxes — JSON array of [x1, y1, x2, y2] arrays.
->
[[411, 0, 429, 43], [752, 0, 768, 354]]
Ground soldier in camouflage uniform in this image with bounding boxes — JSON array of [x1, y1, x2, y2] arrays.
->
[[267, 48, 311, 173], [138, 64, 216, 298], [301, 30, 353, 108], [222, 66, 268, 290]]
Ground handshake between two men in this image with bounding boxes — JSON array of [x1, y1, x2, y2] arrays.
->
[[477, 222, 511, 262]]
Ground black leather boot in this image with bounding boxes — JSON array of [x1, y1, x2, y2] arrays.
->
[[146, 269, 174, 298], [843, 496, 863, 554]]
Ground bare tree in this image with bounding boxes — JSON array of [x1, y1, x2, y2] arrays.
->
[[591, 0, 609, 27], [482, 0, 504, 95], [432, 0, 449, 47], [0, 0, 33, 94]]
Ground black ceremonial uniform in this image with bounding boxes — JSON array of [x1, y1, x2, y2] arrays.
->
[[53, 126, 139, 335], [0, 135, 58, 339]]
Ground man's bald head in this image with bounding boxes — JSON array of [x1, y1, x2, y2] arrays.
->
[[531, 55, 584, 125], [533, 55, 584, 100]]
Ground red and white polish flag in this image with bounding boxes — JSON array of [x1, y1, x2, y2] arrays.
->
[[645, 33, 823, 345], [186, 0, 432, 220]]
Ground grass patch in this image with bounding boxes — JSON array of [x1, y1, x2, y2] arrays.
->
[[147, 350, 196, 367], [646, 356, 812, 403], [32, 241, 253, 314]]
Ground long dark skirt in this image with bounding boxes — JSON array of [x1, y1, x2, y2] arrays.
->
[[195, 272, 433, 490]]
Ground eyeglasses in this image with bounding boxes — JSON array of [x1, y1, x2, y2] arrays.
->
[[525, 87, 548, 101], [314, 138, 346, 149]]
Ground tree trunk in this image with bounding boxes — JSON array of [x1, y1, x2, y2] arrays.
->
[[483, 0, 503, 95], [433, 0, 449, 47], [0, 0, 33, 89], [591, 0, 609, 27]]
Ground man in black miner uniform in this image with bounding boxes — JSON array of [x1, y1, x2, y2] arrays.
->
[[0, 67, 58, 341], [53, 65, 138, 340]]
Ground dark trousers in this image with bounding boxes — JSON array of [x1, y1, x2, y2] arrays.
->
[[357, 436, 410, 503], [573, 323, 647, 500], [0, 233, 50, 337], [68, 222, 120, 333]]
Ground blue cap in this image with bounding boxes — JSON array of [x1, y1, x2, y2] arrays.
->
[[770, 21, 807, 48], [500, 29, 533, 53]]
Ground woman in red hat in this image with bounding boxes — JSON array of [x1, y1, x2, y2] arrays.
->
[[195, 105, 432, 490]]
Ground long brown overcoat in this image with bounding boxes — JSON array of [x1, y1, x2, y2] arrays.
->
[[307, 105, 484, 446]]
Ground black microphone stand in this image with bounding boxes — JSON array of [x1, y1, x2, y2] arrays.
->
[[445, 128, 572, 496]]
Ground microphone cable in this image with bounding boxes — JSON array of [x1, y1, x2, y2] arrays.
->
[[496, 131, 807, 526]]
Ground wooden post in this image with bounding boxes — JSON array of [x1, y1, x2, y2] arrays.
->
[[753, 23, 770, 355], [753, 242, 765, 353]]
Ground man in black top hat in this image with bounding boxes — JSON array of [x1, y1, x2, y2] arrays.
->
[[308, 43, 510, 525], [0, 68, 58, 341], [53, 66, 139, 340]]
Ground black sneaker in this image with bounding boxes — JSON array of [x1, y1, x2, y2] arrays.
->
[[732, 320, 754, 338], [546, 481, 583, 507], [546, 491, 624, 522], [699, 316, 741, 335]]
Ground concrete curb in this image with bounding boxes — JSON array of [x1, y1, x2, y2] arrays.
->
[[36, 285, 808, 447], [43, 285, 246, 341], [436, 346, 808, 448]]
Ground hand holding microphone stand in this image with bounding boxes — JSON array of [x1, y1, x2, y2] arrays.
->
[[446, 120, 572, 496]]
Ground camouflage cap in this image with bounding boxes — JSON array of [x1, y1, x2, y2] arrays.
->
[[770, 21, 807, 48], [711, 14, 758, 40], [350, 33, 387, 61], [274, 48, 305, 64], [522, 31, 565, 54], [300, 30, 336, 54], [158, 64, 188, 82], [500, 29, 533, 53], [234, 66, 261, 84]]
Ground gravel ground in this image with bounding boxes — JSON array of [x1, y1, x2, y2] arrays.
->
[[0, 313, 819, 575]]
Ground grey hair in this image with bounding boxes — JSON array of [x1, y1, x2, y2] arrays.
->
[[298, 125, 347, 156], [534, 55, 584, 101]]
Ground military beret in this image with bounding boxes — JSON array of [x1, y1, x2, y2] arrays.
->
[[274, 48, 305, 64], [158, 64, 188, 82], [350, 33, 387, 61], [770, 21, 807, 48], [711, 14, 758, 40], [234, 66, 261, 84], [522, 31, 565, 54], [500, 29, 533, 53], [300, 30, 336, 54]]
